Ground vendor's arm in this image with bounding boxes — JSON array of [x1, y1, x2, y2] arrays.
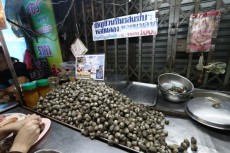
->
[[0, 76, 28, 98], [0, 62, 30, 98], [6, 76, 28, 92]]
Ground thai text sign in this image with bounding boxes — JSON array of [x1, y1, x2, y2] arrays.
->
[[92, 10, 158, 41]]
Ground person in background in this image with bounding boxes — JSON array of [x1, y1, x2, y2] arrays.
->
[[0, 46, 30, 101], [0, 114, 42, 153]]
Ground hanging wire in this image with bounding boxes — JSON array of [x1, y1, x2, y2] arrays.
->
[[8, 0, 131, 41], [76, 23, 80, 37], [6, 0, 75, 41], [56, 0, 74, 29], [73, 0, 80, 37], [40, 0, 69, 5], [22, 28, 33, 39], [7, 18, 57, 41], [94, 0, 131, 6]]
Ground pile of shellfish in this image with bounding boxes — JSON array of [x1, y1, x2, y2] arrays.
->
[[35, 80, 197, 153]]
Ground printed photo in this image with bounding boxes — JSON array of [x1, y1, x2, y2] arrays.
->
[[76, 54, 105, 80]]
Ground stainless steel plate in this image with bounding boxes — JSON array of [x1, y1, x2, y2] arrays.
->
[[122, 82, 158, 106], [186, 92, 230, 130]]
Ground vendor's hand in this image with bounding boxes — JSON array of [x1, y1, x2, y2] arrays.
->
[[10, 114, 41, 132], [0, 95, 10, 103], [10, 119, 41, 153], [0, 90, 7, 99]]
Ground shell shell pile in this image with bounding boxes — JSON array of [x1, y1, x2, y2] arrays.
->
[[34, 80, 195, 153]]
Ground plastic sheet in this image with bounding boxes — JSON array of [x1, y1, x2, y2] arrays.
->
[[186, 10, 221, 53]]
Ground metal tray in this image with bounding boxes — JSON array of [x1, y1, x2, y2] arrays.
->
[[121, 82, 158, 106], [186, 91, 230, 130], [106, 81, 130, 93], [27, 107, 139, 153], [26, 106, 230, 153]]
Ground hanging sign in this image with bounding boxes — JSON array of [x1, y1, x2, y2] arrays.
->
[[23, 0, 63, 76], [92, 10, 158, 41], [186, 10, 221, 53], [76, 54, 105, 80], [0, 0, 6, 30]]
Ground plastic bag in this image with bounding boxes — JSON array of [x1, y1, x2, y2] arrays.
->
[[186, 10, 221, 53], [23, 49, 33, 71], [70, 38, 88, 57]]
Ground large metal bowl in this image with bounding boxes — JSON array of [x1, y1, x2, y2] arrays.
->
[[158, 73, 194, 102]]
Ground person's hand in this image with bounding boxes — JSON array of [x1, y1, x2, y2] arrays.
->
[[9, 114, 41, 133], [0, 114, 41, 141], [10, 119, 41, 153], [0, 90, 7, 99]]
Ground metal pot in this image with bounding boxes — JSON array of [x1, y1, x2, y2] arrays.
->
[[158, 73, 194, 102]]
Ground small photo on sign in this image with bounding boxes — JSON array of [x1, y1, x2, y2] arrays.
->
[[76, 56, 91, 79], [0, 0, 6, 30]]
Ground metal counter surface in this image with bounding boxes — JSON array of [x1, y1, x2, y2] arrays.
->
[[4, 107, 230, 153], [156, 93, 186, 112], [0, 101, 19, 113], [113, 81, 230, 114], [108, 80, 188, 111], [165, 116, 230, 153], [3, 81, 230, 153], [112, 81, 230, 152], [3, 107, 125, 153]]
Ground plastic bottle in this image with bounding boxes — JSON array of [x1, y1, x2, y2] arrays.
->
[[36, 79, 51, 97], [21, 82, 39, 109]]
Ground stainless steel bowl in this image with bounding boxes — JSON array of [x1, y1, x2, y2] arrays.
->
[[158, 73, 194, 102], [35, 149, 62, 153]]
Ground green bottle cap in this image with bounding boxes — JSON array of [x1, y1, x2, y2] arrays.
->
[[36, 79, 49, 87], [21, 81, 37, 90]]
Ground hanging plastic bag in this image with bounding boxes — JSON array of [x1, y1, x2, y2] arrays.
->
[[70, 38, 88, 57], [186, 10, 221, 53], [23, 49, 33, 71]]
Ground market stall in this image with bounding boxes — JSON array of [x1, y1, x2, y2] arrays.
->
[[1, 80, 230, 153], [1, 0, 230, 153]]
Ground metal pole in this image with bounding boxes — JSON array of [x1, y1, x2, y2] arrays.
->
[[166, 0, 176, 73], [113, 0, 118, 75], [82, 0, 88, 48], [125, 1, 129, 80], [203, 0, 222, 85], [224, 57, 230, 87], [171, 0, 181, 72], [0, 30, 24, 106], [151, 1, 158, 83], [186, 0, 200, 79], [138, 0, 143, 81], [102, 0, 107, 71], [91, 0, 97, 53]]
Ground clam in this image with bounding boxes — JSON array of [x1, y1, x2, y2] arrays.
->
[[191, 144, 198, 151], [191, 137, 197, 144], [34, 80, 196, 153]]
